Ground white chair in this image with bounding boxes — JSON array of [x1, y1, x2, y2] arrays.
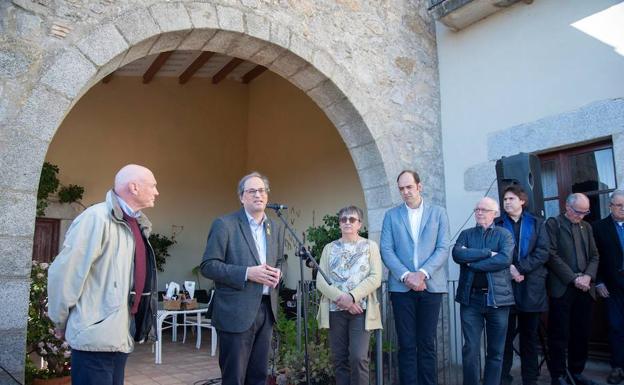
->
[[182, 290, 217, 356]]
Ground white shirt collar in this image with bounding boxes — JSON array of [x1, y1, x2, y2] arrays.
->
[[244, 209, 266, 226], [405, 199, 424, 213], [116, 193, 140, 218]]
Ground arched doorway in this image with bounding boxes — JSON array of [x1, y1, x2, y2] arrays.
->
[[1, 2, 443, 381]]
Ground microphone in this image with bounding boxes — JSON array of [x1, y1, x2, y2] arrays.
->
[[266, 203, 288, 211]]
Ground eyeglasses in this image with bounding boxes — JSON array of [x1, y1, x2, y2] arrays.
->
[[244, 188, 269, 196], [473, 208, 496, 214], [569, 206, 590, 216], [339, 216, 360, 224]]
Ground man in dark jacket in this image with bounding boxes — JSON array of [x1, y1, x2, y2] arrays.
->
[[453, 197, 515, 385], [201, 172, 285, 385], [495, 185, 549, 385], [593, 190, 624, 384], [545, 193, 599, 385]]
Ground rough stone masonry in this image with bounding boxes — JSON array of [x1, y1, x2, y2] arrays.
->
[[0, 1, 444, 383]]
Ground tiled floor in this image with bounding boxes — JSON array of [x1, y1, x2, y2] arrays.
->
[[508, 357, 610, 385], [125, 331, 221, 385], [125, 329, 611, 385]]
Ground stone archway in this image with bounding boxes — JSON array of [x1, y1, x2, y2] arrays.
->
[[0, 1, 442, 381]]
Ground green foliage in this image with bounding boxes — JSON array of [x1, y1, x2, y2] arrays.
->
[[26, 261, 71, 380], [273, 296, 334, 385], [58, 184, 84, 204], [36, 162, 85, 216], [306, 215, 341, 263], [149, 233, 177, 272], [306, 214, 368, 263], [37, 162, 60, 216]]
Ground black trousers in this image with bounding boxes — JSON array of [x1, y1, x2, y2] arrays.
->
[[391, 290, 442, 385], [546, 286, 594, 379], [501, 309, 541, 385], [218, 296, 274, 385]]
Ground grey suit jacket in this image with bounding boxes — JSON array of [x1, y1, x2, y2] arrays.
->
[[200, 208, 285, 333], [380, 202, 451, 293]]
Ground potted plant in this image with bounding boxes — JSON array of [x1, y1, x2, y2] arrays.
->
[[26, 261, 71, 384], [272, 298, 334, 385], [37, 162, 85, 217], [148, 233, 176, 272]]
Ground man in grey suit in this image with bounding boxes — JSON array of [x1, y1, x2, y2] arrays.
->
[[380, 170, 451, 385], [201, 172, 285, 385]]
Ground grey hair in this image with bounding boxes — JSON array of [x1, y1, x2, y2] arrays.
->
[[338, 205, 364, 221], [478, 197, 500, 215], [566, 193, 588, 206], [610, 190, 624, 203], [237, 171, 270, 197]]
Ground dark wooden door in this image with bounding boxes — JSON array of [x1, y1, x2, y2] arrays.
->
[[539, 140, 614, 359], [32, 217, 60, 263]]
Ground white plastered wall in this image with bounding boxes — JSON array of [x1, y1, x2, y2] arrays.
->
[[437, 0, 624, 279], [45, 72, 364, 289]]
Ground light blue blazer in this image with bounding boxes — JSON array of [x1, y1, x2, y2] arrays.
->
[[380, 203, 451, 293]]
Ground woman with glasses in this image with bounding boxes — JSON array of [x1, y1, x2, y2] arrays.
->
[[494, 185, 550, 385], [316, 205, 382, 385]]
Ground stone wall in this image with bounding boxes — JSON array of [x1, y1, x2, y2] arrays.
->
[[464, 98, 624, 194], [0, 0, 443, 382]]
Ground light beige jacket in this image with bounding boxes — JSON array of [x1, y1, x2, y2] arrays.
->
[[48, 191, 151, 353], [316, 238, 383, 331]]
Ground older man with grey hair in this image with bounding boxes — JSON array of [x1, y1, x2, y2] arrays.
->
[[545, 193, 600, 385], [201, 171, 285, 385], [593, 190, 624, 384], [48, 164, 159, 385], [452, 197, 514, 385]]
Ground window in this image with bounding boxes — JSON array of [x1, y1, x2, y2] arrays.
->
[[539, 140, 617, 222]]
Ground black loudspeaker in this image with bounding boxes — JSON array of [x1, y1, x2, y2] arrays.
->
[[495, 153, 545, 217]]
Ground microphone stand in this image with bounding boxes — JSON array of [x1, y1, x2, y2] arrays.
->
[[270, 207, 331, 385]]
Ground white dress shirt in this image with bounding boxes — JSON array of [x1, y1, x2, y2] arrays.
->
[[400, 200, 430, 282], [245, 210, 269, 295]]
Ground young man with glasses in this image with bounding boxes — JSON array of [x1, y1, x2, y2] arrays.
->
[[545, 193, 600, 385], [452, 197, 515, 385], [380, 170, 451, 385], [592, 190, 624, 384], [200, 172, 285, 385]]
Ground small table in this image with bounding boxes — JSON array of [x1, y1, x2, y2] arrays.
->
[[155, 303, 209, 364]]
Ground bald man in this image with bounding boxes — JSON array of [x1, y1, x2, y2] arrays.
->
[[545, 193, 600, 385], [48, 164, 159, 385], [452, 197, 514, 385]]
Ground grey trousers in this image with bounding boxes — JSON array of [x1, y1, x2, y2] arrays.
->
[[329, 311, 371, 385]]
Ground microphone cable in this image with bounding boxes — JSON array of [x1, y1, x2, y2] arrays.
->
[[449, 176, 498, 243]]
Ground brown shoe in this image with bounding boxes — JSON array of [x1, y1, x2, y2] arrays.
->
[[607, 368, 624, 385]]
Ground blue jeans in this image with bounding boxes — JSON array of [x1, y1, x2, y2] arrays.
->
[[71, 349, 128, 385], [391, 290, 442, 385], [460, 291, 510, 385]]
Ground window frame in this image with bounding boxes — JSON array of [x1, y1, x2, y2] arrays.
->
[[538, 139, 616, 217]]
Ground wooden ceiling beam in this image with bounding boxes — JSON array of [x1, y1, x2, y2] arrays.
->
[[179, 51, 215, 84], [212, 58, 244, 84], [242, 65, 267, 84], [142, 51, 173, 84]]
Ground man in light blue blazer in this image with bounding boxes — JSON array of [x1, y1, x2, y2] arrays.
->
[[381, 170, 451, 385]]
